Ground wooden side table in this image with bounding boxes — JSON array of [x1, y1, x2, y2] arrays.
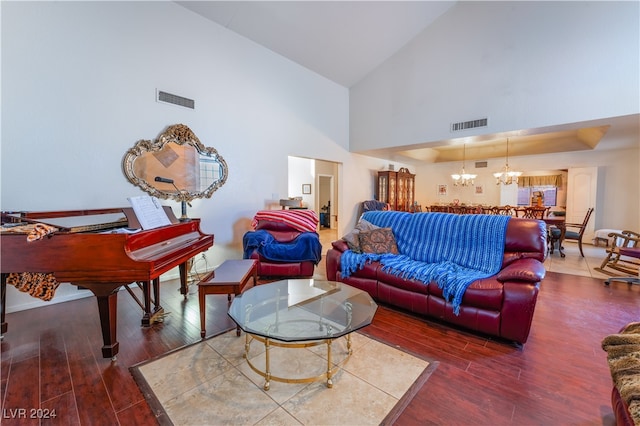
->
[[198, 259, 258, 338]]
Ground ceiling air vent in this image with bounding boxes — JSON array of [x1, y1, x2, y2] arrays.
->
[[475, 161, 488, 168], [157, 90, 195, 109], [450, 118, 488, 132]]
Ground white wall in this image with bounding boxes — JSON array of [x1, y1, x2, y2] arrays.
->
[[352, 0, 640, 231], [351, 1, 639, 150], [0, 1, 367, 312], [287, 156, 315, 209]]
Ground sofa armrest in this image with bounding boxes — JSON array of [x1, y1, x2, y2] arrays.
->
[[612, 387, 634, 426], [331, 239, 349, 252], [496, 258, 546, 283], [326, 248, 342, 281]]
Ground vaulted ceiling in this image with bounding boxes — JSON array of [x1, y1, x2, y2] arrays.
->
[[177, 1, 639, 164], [178, 1, 454, 88]]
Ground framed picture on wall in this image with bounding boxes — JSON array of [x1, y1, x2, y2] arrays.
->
[[438, 184, 448, 196], [302, 184, 311, 194]]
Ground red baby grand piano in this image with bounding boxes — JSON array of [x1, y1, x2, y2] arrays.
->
[[0, 207, 213, 359]]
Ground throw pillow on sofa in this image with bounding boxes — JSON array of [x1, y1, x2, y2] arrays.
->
[[342, 218, 378, 253], [358, 227, 399, 254]]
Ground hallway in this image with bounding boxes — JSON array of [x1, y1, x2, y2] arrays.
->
[[318, 228, 337, 255]]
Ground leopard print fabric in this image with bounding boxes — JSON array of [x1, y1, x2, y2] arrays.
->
[[1, 223, 57, 241], [3, 223, 60, 301], [7, 272, 60, 301], [27, 223, 58, 242]]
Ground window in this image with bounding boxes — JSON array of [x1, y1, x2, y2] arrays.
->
[[517, 186, 557, 206]]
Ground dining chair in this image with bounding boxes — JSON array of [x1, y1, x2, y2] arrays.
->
[[465, 206, 482, 214], [545, 215, 565, 256], [430, 205, 449, 213], [493, 205, 515, 216], [550, 207, 594, 257], [518, 206, 548, 219]]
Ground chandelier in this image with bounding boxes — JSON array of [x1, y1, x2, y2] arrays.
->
[[451, 143, 476, 187], [493, 138, 522, 185]]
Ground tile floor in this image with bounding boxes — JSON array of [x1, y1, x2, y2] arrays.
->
[[544, 240, 616, 280], [137, 331, 430, 425]]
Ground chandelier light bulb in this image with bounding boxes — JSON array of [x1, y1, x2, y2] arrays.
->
[[494, 138, 522, 185], [451, 143, 476, 186]]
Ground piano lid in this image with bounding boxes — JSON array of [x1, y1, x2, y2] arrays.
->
[[31, 213, 129, 232], [4, 212, 128, 233], [1, 206, 179, 234]]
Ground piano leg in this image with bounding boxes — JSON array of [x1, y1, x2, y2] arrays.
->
[[3, 277, 121, 359], [141, 280, 151, 325], [140, 279, 164, 327], [95, 293, 120, 360], [1, 274, 7, 337], [152, 277, 162, 318], [84, 283, 123, 360], [179, 261, 188, 298]]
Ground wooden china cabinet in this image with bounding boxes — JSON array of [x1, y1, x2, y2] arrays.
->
[[376, 168, 415, 211]]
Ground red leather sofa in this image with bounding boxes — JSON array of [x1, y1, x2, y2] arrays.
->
[[611, 387, 633, 426], [326, 216, 547, 344]]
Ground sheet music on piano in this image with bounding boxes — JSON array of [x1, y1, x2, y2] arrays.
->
[[127, 195, 172, 230]]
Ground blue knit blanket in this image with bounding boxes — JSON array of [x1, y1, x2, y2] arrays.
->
[[341, 212, 510, 314], [243, 230, 322, 264]]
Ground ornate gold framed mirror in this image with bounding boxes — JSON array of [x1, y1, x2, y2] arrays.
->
[[123, 124, 228, 219]]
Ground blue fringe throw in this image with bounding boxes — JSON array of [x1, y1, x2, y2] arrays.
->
[[341, 212, 510, 315]]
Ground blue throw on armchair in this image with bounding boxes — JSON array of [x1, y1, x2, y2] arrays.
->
[[242, 230, 322, 264]]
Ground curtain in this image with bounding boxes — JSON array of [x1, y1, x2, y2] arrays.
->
[[518, 175, 563, 188]]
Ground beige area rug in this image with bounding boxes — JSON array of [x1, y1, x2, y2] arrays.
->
[[131, 330, 437, 425]]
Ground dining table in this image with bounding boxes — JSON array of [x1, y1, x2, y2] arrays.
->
[[543, 216, 566, 257]]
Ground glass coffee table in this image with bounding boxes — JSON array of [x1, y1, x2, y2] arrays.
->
[[228, 279, 377, 390]]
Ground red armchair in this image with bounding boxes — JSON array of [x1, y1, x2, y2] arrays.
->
[[243, 210, 322, 278]]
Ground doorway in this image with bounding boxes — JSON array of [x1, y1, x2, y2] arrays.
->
[[288, 156, 339, 251], [318, 175, 334, 229], [567, 166, 598, 242]]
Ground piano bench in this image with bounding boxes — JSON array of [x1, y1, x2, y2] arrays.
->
[[198, 259, 258, 339]]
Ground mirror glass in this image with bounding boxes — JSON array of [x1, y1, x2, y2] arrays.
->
[[123, 124, 228, 202]]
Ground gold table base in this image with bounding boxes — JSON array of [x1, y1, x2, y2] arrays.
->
[[244, 333, 353, 391]]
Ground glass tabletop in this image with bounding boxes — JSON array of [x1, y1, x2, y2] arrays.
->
[[228, 279, 377, 342]]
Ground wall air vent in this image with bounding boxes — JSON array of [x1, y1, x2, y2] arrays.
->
[[475, 161, 488, 168], [157, 90, 195, 109], [450, 118, 488, 132]]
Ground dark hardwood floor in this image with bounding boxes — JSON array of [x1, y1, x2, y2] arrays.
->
[[1, 258, 638, 425]]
